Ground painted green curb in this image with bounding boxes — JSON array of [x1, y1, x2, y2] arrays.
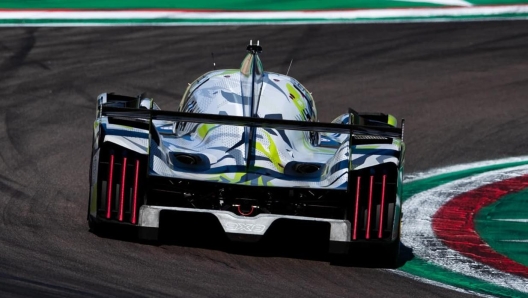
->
[[0, 0, 463, 10], [3, 0, 528, 10], [1, 13, 528, 26], [400, 259, 528, 298], [404, 160, 528, 200], [476, 188, 528, 267]]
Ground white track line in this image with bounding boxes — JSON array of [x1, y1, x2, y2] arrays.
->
[[395, 0, 472, 6], [0, 6, 528, 21], [493, 219, 528, 223], [388, 269, 496, 298], [402, 164, 528, 293]]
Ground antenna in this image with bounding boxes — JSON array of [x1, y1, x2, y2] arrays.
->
[[286, 59, 293, 76], [211, 52, 216, 70], [247, 40, 263, 53]]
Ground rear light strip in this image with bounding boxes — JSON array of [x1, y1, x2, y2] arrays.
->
[[104, 153, 141, 224], [350, 173, 393, 241]]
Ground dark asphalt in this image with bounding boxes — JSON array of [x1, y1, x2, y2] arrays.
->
[[1, 22, 527, 297]]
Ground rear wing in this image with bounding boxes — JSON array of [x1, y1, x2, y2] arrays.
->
[[101, 106, 404, 194], [101, 106, 403, 138]]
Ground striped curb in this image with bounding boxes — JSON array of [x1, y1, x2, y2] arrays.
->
[[0, 5, 528, 25], [400, 157, 528, 297], [432, 174, 528, 278]]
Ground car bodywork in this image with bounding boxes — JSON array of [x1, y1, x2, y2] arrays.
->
[[88, 43, 405, 263]]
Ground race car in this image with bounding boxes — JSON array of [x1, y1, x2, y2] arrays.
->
[[87, 42, 405, 266]]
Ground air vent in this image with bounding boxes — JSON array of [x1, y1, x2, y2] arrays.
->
[[284, 161, 324, 178], [171, 153, 211, 171], [175, 154, 200, 165], [295, 163, 320, 174]]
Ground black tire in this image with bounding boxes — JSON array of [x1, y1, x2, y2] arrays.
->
[[371, 236, 400, 268], [331, 237, 400, 268], [87, 214, 100, 233]]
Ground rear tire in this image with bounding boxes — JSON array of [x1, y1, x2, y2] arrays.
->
[[371, 236, 400, 268], [88, 214, 100, 233]]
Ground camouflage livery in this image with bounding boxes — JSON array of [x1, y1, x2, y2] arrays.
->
[[87, 43, 405, 266]]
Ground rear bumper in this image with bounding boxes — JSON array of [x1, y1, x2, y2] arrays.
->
[[137, 205, 365, 254]]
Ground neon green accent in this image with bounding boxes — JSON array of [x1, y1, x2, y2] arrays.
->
[[286, 83, 306, 116], [197, 123, 217, 138], [387, 114, 397, 127], [213, 172, 246, 183], [355, 145, 381, 149], [255, 132, 284, 173], [219, 69, 239, 75]]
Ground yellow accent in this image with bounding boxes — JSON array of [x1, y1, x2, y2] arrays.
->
[[210, 172, 273, 186], [356, 145, 381, 149], [214, 172, 246, 183], [286, 83, 305, 114], [255, 131, 284, 173], [197, 124, 216, 138], [387, 114, 397, 127], [220, 69, 239, 75]]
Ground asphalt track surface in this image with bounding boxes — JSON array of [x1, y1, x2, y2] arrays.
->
[[1, 22, 528, 297]]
